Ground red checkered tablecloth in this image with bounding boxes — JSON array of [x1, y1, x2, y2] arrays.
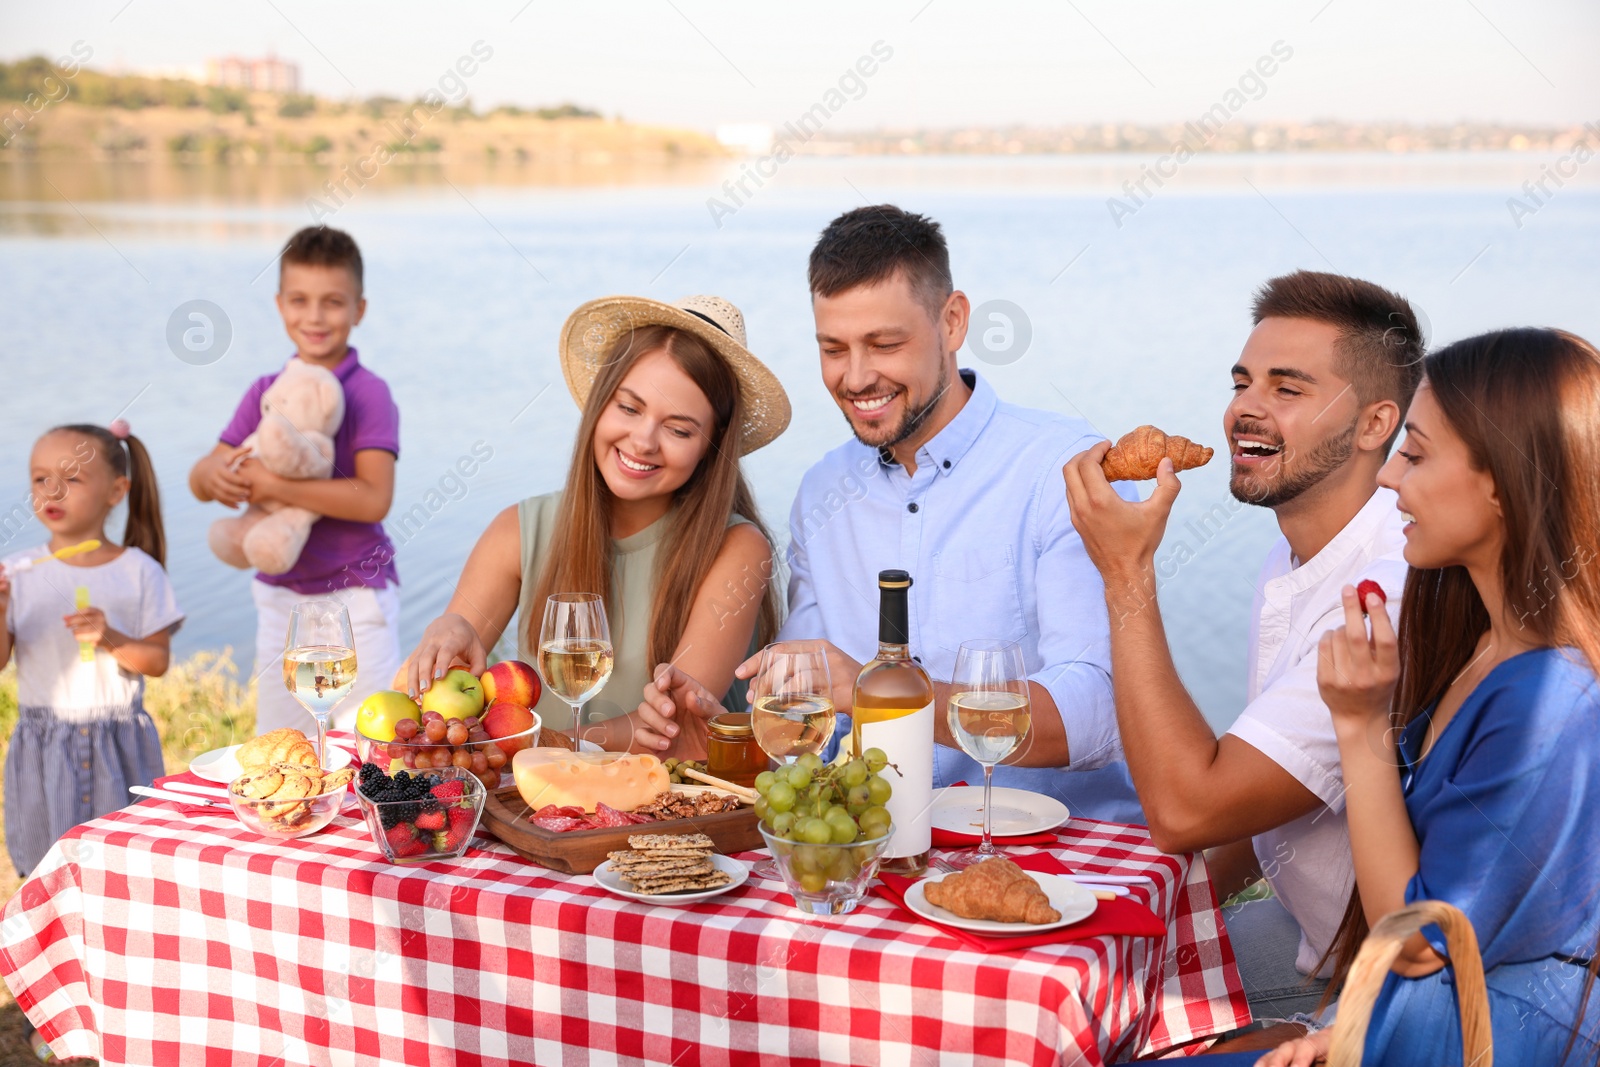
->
[[1, 788, 1248, 1066]]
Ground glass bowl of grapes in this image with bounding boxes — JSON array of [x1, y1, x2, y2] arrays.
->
[[754, 750, 895, 915], [355, 709, 540, 793]]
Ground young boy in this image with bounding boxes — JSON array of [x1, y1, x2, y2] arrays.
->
[[190, 226, 401, 733]]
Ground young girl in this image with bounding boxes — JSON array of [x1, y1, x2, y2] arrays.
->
[[398, 295, 787, 753], [1251, 328, 1600, 1066], [1, 421, 183, 878]]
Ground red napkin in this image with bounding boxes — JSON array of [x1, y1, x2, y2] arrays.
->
[[873, 852, 1165, 953]]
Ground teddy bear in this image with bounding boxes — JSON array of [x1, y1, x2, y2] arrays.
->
[[208, 359, 345, 575]]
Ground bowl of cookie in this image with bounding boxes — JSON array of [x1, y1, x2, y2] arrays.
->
[[227, 760, 355, 839]]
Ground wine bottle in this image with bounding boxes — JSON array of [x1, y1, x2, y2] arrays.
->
[[850, 569, 934, 876]]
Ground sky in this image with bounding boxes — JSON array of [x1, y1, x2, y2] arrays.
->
[[3, 0, 1596, 132]]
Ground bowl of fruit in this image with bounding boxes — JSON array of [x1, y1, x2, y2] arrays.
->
[[354, 665, 542, 792], [355, 764, 487, 864], [753, 750, 895, 915]]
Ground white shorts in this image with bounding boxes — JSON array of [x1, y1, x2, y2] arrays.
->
[[251, 579, 403, 734]]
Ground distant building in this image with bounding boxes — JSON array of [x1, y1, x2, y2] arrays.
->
[[206, 55, 300, 94]]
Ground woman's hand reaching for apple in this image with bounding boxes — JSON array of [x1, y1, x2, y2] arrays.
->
[[398, 612, 487, 699]]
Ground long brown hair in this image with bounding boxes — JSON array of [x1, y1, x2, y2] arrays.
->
[[1317, 329, 1600, 1048], [526, 324, 780, 670], [49, 423, 167, 567]]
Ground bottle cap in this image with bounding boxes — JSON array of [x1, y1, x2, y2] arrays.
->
[[878, 569, 912, 589]]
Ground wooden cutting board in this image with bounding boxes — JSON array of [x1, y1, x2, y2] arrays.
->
[[479, 783, 764, 874]]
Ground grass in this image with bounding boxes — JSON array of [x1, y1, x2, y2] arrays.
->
[[0, 651, 256, 1065]]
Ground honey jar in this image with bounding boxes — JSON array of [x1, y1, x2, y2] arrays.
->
[[706, 712, 768, 788]]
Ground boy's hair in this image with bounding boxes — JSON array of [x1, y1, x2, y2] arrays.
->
[[279, 226, 364, 291], [808, 205, 952, 318], [1251, 270, 1423, 449]]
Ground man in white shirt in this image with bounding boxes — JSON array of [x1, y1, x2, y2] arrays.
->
[[1062, 270, 1421, 1022]]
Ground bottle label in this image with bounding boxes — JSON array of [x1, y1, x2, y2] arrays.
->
[[856, 701, 934, 859]]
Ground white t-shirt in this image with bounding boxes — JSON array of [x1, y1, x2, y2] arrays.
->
[[1224, 488, 1409, 976], [4, 546, 184, 718]]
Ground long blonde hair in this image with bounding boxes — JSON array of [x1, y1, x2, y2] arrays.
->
[[527, 324, 780, 669]]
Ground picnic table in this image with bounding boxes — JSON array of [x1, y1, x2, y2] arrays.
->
[[0, 764, 1248, 1067]]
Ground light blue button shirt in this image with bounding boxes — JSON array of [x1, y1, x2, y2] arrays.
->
[[777, 370, 1144, 824]]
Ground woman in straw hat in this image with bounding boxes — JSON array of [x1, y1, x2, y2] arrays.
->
[[396, 294, 789, 752]]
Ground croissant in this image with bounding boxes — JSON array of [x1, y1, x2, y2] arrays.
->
[[237, 728, 319, 774], [1100, 425, 1213, 481], [923, 857, 1062, 924]]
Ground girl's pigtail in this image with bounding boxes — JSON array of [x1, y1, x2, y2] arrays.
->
[[120, 433, 166, 568]]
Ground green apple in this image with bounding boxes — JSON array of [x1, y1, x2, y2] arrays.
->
[[356, 689, 420, 742], [420, 667, 484, 720]]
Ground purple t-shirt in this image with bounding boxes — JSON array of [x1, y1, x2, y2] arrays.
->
[[219, 348, 400, 594]]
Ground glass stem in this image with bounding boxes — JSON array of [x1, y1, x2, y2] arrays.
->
[[981, 762, 995, 852], [315, 713, 330, 771]]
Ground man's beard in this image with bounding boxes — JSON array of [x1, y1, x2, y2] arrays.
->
[[842, 362, 951, 453], [1230, 420, 1356, 509]]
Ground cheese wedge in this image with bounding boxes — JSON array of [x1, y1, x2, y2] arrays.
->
[[512, 748, 670, 814]]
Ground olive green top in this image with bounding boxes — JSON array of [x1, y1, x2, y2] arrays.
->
[[515, 491, 754, 736]]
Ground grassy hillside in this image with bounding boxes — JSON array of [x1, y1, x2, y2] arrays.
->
[[0, 56, 724, 164]]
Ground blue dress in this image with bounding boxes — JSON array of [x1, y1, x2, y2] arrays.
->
[[1361, 647, 1600, 1065]]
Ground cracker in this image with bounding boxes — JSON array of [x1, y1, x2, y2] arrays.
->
[[627, 871, 732, 895], [627, 833, 713, 851]]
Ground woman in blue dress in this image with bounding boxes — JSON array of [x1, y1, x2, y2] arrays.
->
[[1249, 327, 1600, 1067]]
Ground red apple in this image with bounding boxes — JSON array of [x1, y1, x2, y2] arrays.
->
[[481, 659, 541, 708], [482, 700, 537, 757]]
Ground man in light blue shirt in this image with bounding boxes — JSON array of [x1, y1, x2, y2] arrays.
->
[[634, 204, 1141, 823]]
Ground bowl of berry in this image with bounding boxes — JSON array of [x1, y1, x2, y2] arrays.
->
[[355, 706, 540, 794], [355, 764, 488, 865]]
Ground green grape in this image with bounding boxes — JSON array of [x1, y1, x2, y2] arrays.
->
[[845, 783, 872, 816], [830, 849, 861, 881], [826, 814, 858, 844], [754, 770, 777, 793], [784, 763, 812, 790], [866, 774, 892, 806], [842, 760, 868, 788], [754, 796, 770, 821], [767, 781, 796, 813], [771, 811, 796, 837], [796, 751, 824, 775], [862, 747, 888, 773], [800, 817, 833, 845], [824, 804, 849, 823], [799, 870, 828, 894], [860, 805, 891, 838]]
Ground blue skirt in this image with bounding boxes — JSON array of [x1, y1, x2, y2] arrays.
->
[[1365, 956, 1600, 1066], [4, 703, 165, 877]]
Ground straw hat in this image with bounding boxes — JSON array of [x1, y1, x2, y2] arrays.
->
[[558, 294, 792, 455]]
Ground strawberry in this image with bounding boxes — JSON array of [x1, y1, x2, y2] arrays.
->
[[385, 824, 428, 858], [1356, 579, 1387, 614], [431, 780, 466, 803], [414, 810, 445, 832], [441, 806, 476, 851]]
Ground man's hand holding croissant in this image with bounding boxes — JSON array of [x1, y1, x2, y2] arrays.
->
[[1062, 440, 1183, 586]]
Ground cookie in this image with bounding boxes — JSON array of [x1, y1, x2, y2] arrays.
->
[[232, 770, 285, 800]]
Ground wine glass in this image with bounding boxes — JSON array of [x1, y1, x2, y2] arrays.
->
[[538, 593, 614, 746], [283, 599, 358, 770], [748, 641, 835, 879], [945, 639, 1032, 869]]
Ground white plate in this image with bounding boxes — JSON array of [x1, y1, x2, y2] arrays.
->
[[592, 854, 749, 905], [189, 742, 354, 784], [930, 786, 1069, 837], [904, 869, 1098, 934]]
